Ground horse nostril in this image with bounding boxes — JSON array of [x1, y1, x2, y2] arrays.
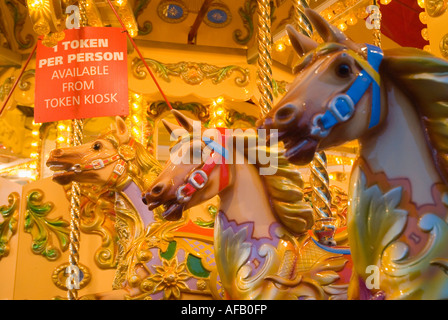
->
[[151, 183, 165, 196], [274, 104, 299, 127], [142, 196, 147, 205], [52, 148, 64, 157]]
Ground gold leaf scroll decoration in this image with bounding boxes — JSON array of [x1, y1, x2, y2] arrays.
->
[[132, 58, 250, 87], [0, 192, 20, 260], [25, 189, 70, 261]]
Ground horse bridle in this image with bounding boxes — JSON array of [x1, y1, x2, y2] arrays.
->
[[175, 128, 229, 204], [310, 44, 384, 138], [69, 138, 136, 187]]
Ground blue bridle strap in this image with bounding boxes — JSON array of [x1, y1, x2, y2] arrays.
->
[[311, 44, 383, 137]]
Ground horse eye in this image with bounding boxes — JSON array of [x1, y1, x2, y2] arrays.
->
[[336, 63, 351, 78], [92, 142, 102, 151]]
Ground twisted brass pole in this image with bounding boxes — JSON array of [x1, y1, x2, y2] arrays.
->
[[257, 0, 273, 117], [290, 0, 335, 244], [67, 0, 87, 300], [292, 0, 312, 36]]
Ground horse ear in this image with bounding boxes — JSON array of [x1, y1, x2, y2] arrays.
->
[[304, 8, 347, 44], [161, 119, 187, 139], [286, 24, 318, 57], [171, 109, 195, 133], [115, 116, 130, 144]]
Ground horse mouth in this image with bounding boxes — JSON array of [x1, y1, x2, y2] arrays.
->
[[281, 134, 318, 165], [147, 198, 184, 221], [162, 200, 184, 221], [46, 161, 76, 185]]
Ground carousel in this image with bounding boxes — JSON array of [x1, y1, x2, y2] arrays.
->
[[0, 0, 447, 301]]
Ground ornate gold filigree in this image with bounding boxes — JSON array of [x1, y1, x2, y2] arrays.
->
[[51, 262, 91, 290], [0, 192, 20, 260], [439, 33, 448, 58], [426, 0, 448, 17], [132, 58, 250, 87]]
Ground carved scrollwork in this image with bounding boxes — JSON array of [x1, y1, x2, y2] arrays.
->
[[24, 189, 70, 261], [132, 58, 250, 87], [0, 192, 20, 260]]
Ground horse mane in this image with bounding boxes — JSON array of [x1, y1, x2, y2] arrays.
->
[[380, 48, 448, 186], [238, 131, 315, 235], [102, 130, 162, 191]]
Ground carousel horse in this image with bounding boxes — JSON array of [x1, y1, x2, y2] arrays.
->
[[46, 116, 221, 300], [143, 110, 352, 300], [261, 9, 448, 299]]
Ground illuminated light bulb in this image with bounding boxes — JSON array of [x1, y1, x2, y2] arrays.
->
[[132, 114, 141, 124], [32, 130, 39, 136], [29, 163, 37, 169], [322, 9, 334, 21], [346, 15, 358, 26], [115, 0, 126, 6], [57, 136, 65, 142], [132, 102, 140, 111], [337, 21, 347, 32], [275, 42, 286, 52], [132, 127, 141, 137], [417, 0, 425, 8], [28, 0, 43, 10], [57, 123, 66, 131], [30, 152, 39, 159], [215, 120, 226, 127], [216, 96, 224, 104], [329, 174, 335, 180], [419, 12, 428, 24], [31, 142, 38, 147], [380, 0, 392, 4], [215, 107, 225, 117]]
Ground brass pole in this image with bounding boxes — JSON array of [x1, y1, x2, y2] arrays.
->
[[257, 0, 273, 117], [67, 0, 87, 300]]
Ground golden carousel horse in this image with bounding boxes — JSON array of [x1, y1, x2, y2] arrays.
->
[[46, 116, 221, 300], [143, 110, 352, 300], [261, 9, 448, 299]]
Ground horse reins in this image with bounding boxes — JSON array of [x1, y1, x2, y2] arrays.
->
[[175, 128, 229, 204], [311, 44, 384, 138]]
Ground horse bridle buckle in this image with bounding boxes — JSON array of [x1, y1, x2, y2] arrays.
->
[[311, 94, 355, 138], [188, 170, 208, 190], [176, 170, 209, 203], [92, 159, 105, 169]]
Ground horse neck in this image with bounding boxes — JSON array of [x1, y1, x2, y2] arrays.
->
[[217, 162, 279, 239], [358, 80, 443, 206]]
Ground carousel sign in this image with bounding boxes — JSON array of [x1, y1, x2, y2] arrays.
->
[[35, 27, 128, 122]]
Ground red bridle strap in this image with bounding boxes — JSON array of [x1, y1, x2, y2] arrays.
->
[[176, 128, 229, 202]]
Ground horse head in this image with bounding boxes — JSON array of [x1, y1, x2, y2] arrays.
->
[[46, 116, 155, 189], [143, 110, 227, 221], [261, 9, 386, 165]]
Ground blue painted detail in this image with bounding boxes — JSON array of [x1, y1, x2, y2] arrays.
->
[[166, 4, 184, 19], [202, 136, 229, 159], [311, 237, 351, 255], [207, 9, 228, 24]]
